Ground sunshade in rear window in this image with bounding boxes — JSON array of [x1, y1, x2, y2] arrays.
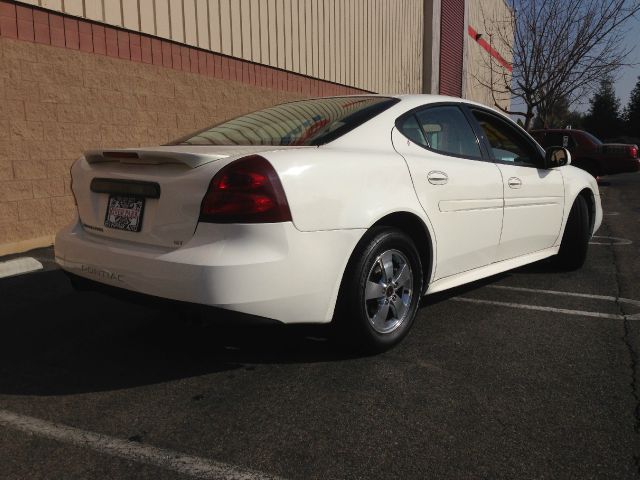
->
[[169, 96, 399, 147]]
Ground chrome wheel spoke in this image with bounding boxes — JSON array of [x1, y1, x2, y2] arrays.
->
[[390, 296, 408, 320], [393, 263, 411, 288], [371, 301, 390, 331], [365, 248, 414, 335], [380, 251, 394, 284], [365, 281, 386, 301]]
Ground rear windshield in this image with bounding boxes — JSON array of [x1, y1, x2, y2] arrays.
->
[[169, 96, 398, 146], [581, 131, 602, 145]]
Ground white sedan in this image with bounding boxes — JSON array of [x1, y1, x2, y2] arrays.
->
[[55, 95, 602, 352]]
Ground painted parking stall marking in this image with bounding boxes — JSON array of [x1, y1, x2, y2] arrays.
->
[[0, 409, 285, 480], [452, 285, 640, 321], [0, 257, 43, 279], [589, 235, 633, 245], [487, 285, 640, 308]]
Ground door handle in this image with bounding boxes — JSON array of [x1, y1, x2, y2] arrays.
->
[[507, 177, 522, 189], [427, 171, 448, 185]]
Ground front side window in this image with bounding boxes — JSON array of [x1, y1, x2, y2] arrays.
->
[[169, 96, 398, 146], [472, 110, 542, 168], [397, 105, 482, 158]]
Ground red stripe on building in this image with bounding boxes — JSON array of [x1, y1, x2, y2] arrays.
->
[[468, 25, 513, 72]]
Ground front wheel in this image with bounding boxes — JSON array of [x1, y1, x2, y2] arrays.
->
[[555, 195, 591, 270], [333, 227, 423, 353]]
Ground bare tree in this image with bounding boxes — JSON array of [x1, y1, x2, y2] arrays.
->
[[476, 0, 640, 129]]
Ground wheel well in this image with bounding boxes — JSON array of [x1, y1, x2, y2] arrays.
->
[[370, 212, 433, 290], [578, 188, 595, 234]]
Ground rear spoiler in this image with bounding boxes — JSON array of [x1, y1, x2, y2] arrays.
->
[[84, 150, 227, 168]]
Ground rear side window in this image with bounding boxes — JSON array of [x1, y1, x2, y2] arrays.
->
[[169, 96, 399, 146], [396, 115, 428, 147], [397, 106, 482, 159]]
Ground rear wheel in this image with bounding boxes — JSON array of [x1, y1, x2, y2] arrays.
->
[[555, 195, 591, 270], [333, 227, 423, 353]]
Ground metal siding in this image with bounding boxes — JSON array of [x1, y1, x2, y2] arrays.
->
[[439, 0, 464, 97], [140, 0, 156, 34], [219, 0, 231, 55], [466, 0, 513, 110], [104, 0, 122, 26], [276, 0, 285, 68], [183, 0, 197, 46], [196, 0, 210, 49], [20, 0, 425, 93], [267, 0, 277, 68], [283, 0, 293, 70], [298, 0, 306, 75], [169, 0, 184, 43], [64, 0, 84, 16], [156, 0, 171, 38], [41, 0, 62, 10], [291, 0, 299, 71], [230, 0, 241, 57], [85, 1, 104, 21], [122, 0, 140, 31]]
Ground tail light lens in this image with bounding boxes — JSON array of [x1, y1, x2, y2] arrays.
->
[[199, 155, 292, 223], [630, 145, 638, 159]]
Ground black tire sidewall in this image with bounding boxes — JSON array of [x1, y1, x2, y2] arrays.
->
[[340, 227, 423, 352], [557, 195, 590, 269]]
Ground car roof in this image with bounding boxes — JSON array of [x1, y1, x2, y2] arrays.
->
[[319, 93, 508, 115], [530, 129, 585, 133]]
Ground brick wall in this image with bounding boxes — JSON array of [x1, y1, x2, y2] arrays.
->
[[0, 1, 364, 255]]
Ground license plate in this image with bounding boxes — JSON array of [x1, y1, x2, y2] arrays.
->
[[104, 195, 145, 232]]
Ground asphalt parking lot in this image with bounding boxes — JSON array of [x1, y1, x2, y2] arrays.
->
[[1, 173, 639, 480]]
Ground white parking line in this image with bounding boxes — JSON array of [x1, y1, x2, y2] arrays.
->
[[589, 235, 633, 245], [0, 257, 43, 279], [454, 285, 640, 320], [487, 285, 640, 308], [452, 297, 626, 320], [0, 409, 285, 480]]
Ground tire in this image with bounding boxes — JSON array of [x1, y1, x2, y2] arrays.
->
[[333, 227, 423, 353], [555, 195, 590, 270]]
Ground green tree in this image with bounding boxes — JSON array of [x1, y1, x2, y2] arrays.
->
[[476, 0, 640, 129], [584, 76, 622, 140], [532, 95, 585, 129], [624, 76, 640, 140]]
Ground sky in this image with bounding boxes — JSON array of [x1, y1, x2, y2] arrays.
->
[[613, 32, 640, 111], [567, 15, 640, 113], [508, 1, 640, 116]]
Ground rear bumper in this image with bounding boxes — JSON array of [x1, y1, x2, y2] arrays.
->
[[55, 219, 364, 324]]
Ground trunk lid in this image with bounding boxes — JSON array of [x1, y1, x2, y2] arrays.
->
[[71, 145, 307, 248], [600, 143, 637, 158]]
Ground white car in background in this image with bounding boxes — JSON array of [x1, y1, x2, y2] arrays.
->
[[55, 95, 602, 352]]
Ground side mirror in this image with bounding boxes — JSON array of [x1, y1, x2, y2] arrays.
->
[[545, 146, 571, 168]]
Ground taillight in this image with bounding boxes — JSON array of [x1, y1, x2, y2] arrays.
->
[[199, 155, 292, 223], [630, 145, 638, 159]]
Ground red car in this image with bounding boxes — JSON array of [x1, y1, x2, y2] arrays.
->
[[530, 129, 639, 177]]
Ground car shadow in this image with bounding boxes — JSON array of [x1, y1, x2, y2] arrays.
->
[[0, 256, 558, 397], [0, 270, 359, 397]]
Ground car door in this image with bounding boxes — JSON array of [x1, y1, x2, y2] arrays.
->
[[392, 104, 504, 280], [469, 108, 565, 262]]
